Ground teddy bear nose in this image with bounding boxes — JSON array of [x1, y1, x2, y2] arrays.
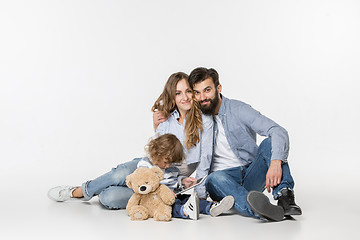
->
[[140, 186, 147, 192]]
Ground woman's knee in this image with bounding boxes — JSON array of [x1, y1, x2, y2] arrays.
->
[[110, 160, 139, 184], [99, 187, 133, 209]]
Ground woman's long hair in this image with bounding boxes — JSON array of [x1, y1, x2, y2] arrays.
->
[[152, 72, 203, 149]]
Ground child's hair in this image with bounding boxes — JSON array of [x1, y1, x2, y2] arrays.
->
[[151, 72, 203, 150], [145, 134, 184, 165]]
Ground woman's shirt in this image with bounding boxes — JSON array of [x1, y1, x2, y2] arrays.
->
[[155, 109, 214, 198]]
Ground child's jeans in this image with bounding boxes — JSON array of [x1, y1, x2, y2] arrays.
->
[[172, 194, 212, 219]]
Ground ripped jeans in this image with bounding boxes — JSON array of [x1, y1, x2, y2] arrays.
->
[[82, 158, 140, 209]]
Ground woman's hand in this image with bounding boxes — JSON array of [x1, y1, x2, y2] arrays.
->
[[182, 177, 197, 189]]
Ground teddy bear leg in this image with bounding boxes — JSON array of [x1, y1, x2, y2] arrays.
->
[[153, 206, 172, 221], [130, 205, 149, 221]]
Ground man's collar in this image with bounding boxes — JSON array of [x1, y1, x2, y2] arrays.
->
[[217, 94, 227, 116]]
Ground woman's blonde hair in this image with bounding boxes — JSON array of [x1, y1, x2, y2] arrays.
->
[[152, 72, 203, 149], [146, 134, 184, 164]]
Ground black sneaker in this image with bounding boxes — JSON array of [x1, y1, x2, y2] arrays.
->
[[246, 191, 284, 221], [277, 188, 302, 216]]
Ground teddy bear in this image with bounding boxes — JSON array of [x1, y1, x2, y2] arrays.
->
[[125, 166, 176, 221]]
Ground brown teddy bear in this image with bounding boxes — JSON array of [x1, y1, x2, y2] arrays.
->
[[125, 166, 176, 221]]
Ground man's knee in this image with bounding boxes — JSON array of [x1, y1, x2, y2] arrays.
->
[[259, 137, 271, 148], [258, 137, 272, 157], [206, 171, 229, 187]]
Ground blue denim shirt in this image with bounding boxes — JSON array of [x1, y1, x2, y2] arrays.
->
[[156, 109, 213, 198], [214, 95, 289, 168]]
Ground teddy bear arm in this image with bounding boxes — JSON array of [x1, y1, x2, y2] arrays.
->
[[126, 193, 141, 214], [158, 185, 176, 205]]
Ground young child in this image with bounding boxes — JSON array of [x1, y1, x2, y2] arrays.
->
[[48, 134, 234, 220], [133, 134, 234, 220]]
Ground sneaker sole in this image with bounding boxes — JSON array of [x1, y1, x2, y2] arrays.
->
[[283, 207, 302, 216], [210, 195, 235, 217], [193, 192, 199, 220], [246, 191, 284, 221]]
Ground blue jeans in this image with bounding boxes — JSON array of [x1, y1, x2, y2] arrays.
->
[[205, 138, 294, 218], [82, 158, 141, 209]]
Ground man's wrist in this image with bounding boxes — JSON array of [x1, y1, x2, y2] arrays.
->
[[271, 159, 283, 165]]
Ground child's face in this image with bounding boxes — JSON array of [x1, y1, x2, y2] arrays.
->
[[155, 157, 171, 169]]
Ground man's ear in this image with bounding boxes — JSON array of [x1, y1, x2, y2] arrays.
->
[[217, 84, 222, 94], [151, 166, 164, 181]]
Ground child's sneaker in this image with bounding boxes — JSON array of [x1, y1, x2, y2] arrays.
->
[[210, 195, 235, 217], [183, 191, 199, 220], [48, 186, 82, 202]]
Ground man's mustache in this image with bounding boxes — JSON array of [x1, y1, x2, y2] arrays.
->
[[200, 99, 212, 104]]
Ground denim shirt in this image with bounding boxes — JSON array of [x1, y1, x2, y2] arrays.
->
[[156, 109, 213, 198], [214, 95, 289, 168]]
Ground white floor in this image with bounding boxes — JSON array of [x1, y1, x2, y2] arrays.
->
[[1, 172, 358, 240]]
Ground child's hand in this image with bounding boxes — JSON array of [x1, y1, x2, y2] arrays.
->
[[182, 177, 197, 189]]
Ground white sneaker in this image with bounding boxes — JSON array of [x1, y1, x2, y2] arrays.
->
[[47, 186, 82, 202], [183, 192, 199, 220], [210, 195, 235, 217]]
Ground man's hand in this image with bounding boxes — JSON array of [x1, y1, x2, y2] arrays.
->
[[265, 160, 282, 193], [182, 177, 197, 189], [153, 111, 166, 130]]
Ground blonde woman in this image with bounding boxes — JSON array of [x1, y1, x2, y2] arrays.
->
[[152, 72, 213, 199]]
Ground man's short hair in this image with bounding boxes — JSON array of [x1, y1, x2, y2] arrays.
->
[[188, 67, 220, 88]]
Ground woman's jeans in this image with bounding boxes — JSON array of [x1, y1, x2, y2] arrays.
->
[[205, 138, 295, 218], [81, 158, 141, 209]]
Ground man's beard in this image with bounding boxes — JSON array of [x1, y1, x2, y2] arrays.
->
[[199, 90, 220, 115]]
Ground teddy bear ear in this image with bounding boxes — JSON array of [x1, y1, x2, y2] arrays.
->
[[126, 174, 132, 189], [152, 166, 164, 180]]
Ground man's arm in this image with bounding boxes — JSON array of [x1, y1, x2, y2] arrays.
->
[[153, 111, 166, 130], [238, 102, 289, 192]]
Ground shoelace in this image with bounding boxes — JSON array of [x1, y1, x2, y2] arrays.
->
[[58, 187, 74, 201]]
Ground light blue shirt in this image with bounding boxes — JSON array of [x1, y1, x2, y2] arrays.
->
[[155, 109, 213, 198], [213, 95, 289, 170]]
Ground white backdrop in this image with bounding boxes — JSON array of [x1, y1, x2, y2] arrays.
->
[[0, 0, 359, 238]]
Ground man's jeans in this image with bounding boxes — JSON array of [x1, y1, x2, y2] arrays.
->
[[205, 138, 295, 218], [82, 158, 141, 209]]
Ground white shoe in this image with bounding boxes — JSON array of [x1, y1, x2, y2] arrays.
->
[[47, 186, 82, 202], [183, 192, 199, 220], [210, 195, 235, 217]]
